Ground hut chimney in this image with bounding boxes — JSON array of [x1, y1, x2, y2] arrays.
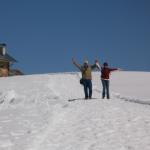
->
[[0, 43, 7, 56]]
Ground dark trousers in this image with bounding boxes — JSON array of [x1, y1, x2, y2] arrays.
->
[[101, 79, 110, 99], [83, 79, 92, 99]]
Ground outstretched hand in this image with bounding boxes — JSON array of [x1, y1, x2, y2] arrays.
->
[[94, 59, 99, 64], [72, 58, 81, 70], [94, 59, 101, 70], [118, 68, 123, 71]]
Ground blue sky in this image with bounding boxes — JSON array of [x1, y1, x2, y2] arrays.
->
[[0, 0, 150, 74]]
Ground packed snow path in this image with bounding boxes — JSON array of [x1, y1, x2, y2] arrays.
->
[[0, 72, 150, 150]]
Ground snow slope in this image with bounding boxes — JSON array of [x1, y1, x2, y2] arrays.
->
[[0, 71, 150, 150]]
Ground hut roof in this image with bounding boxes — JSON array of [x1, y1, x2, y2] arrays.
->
[[0, 53, 17, 63]]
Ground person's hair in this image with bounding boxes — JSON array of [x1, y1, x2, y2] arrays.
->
[[103, 62, 108, 66]]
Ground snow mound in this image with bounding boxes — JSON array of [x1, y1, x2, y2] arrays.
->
[[0, 90, 17, 106]]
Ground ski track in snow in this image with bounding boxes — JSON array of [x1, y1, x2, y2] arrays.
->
[[94, 89, 150, 106], [0, 72, 150, 150], [114, 94, 150, 106]]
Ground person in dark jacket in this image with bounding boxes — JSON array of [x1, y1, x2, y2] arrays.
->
[[72, 58, 97, 99], [95, 61, 120, 99]]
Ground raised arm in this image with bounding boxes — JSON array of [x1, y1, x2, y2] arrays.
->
[[91, 59, 102, 70], [109, 68, 123, 72], [72, 58, 82, 70], [109, 68, 118, 72]]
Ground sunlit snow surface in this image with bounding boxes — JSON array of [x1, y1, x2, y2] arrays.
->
[[0, 71, 150, 150]]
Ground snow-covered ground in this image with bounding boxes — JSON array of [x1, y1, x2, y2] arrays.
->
[[0, 71, 150, 150]]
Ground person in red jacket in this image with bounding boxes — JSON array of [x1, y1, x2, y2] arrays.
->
[[95, 61, 119, 99]]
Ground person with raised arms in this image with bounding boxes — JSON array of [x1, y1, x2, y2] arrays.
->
[[95, 60, 121, 99], [72, 58, 98, 99]]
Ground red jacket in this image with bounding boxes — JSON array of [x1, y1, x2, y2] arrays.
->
[[101, 67, 118, 79]]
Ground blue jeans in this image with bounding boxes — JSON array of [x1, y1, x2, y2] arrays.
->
[[101, 79, 110, 99], [83, 79, 92, 99]]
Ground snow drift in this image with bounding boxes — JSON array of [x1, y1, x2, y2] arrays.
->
[[0, 71, 150, 150]]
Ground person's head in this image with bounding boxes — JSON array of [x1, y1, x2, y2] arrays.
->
[[83, 60, 89, 68], [103, 62, 108, 67]]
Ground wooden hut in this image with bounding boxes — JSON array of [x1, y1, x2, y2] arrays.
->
[[0, 43, 17, 77]]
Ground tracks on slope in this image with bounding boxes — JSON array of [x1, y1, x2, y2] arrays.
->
[[94, 89, 150, 106]]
